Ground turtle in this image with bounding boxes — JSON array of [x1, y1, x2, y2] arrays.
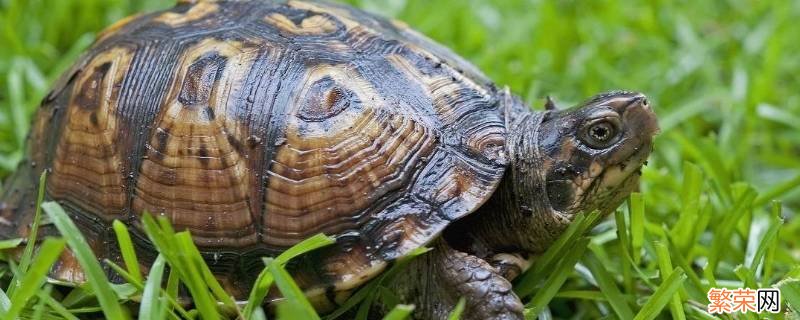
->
[[0, 0, 659, 319]]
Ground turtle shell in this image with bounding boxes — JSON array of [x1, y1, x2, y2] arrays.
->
[[0, 0, 507, 298]]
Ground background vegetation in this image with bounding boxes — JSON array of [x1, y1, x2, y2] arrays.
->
[[0, 0, 798, 319]]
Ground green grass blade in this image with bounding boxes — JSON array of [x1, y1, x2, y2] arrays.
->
[[0, 238, 23, 249], [251, 307, 268, 320], [683, 304, 718, 320], [112, 220, 142, 283], [708, 186, 757, 272], [31, 283, 53, 320], [447, 297, 465, 320], [0, 288, 9, 313], [762, 201, 782, 287], [272, 299, 300, 319], [44, 295, 81, 320], [6, 238, 65, 320], [243, 233, 334, 319], [326, 277, 379, 320], [553, 290, 605, 301], [355, 291, 378, 320], [628, 193, 645, 264], [632, 267, 687, 320], [270, 262, 320, 320], [653, 242, 686, 320], [524, 237, 590, 317], [327, 246, 430, 320], [515, 211, 600, 298], [670, 162, 703, 253], [9, 170, 47, 297], [106, 258, 192, 318], [663, 236, 707, 301], [582, 251, 635, 319], [753, 174, 800, 207], [174, 232, 237, 311], [41, 201, 130, 320], [378, 286, 401, 311], [275, 299, 304, 319], [274, 233, 336, 265], [777, 279, 800, 313], [61, 285, 98, 309], [733, 265, 758, 295], [140, 254, 167, 320], [372, 247, 431, 283], [173, 232, 221, 320], [110, 283, 138, 301], [688, 203, 713, 261], [614, 208, 635, 293], [165, 266, 180, 316], [243, 265, 275, 320], [67, 306, 104, 314], [105, 259, 143, 288], [382, 304, 414, 320], [141, 214, 219, 320], [747, 214, 782, 274]]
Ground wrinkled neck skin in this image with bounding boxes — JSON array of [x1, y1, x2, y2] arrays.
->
[[445, 96, 568, 258]]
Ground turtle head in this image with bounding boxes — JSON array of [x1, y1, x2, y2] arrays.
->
[[444, 91, 659, 255], [533, 91, 659, 217]]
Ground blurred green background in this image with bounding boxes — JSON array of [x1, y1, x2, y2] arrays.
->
[[1, 0, 798, 318]]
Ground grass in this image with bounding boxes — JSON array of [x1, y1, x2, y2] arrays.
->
[[1, 0, 799, 319]]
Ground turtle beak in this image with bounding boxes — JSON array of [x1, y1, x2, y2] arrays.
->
[[608, 93, 660, 138], [630, 96, 659, 135]]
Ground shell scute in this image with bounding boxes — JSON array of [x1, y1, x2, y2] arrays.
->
[[48, 46, 135, 222], [132, 38, 262, 247]]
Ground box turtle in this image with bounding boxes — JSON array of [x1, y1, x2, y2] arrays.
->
[[0, 0, 659, 319]]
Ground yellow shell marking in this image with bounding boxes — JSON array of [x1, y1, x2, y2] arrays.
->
[[287, 0, 361, 29], [155, 2, 218, 26], [264, 13, 338, 35]]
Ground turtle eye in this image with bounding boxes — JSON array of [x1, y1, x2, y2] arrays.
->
[[581, 120, 619, 149]]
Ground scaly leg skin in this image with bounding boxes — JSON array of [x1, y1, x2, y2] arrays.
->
[[384, 240, 524, 320]]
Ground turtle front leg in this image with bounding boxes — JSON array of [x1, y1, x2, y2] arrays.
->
[[385, 240, 524, 320]]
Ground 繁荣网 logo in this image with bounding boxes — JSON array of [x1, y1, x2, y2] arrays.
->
[[707, 287, 781, 314]]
